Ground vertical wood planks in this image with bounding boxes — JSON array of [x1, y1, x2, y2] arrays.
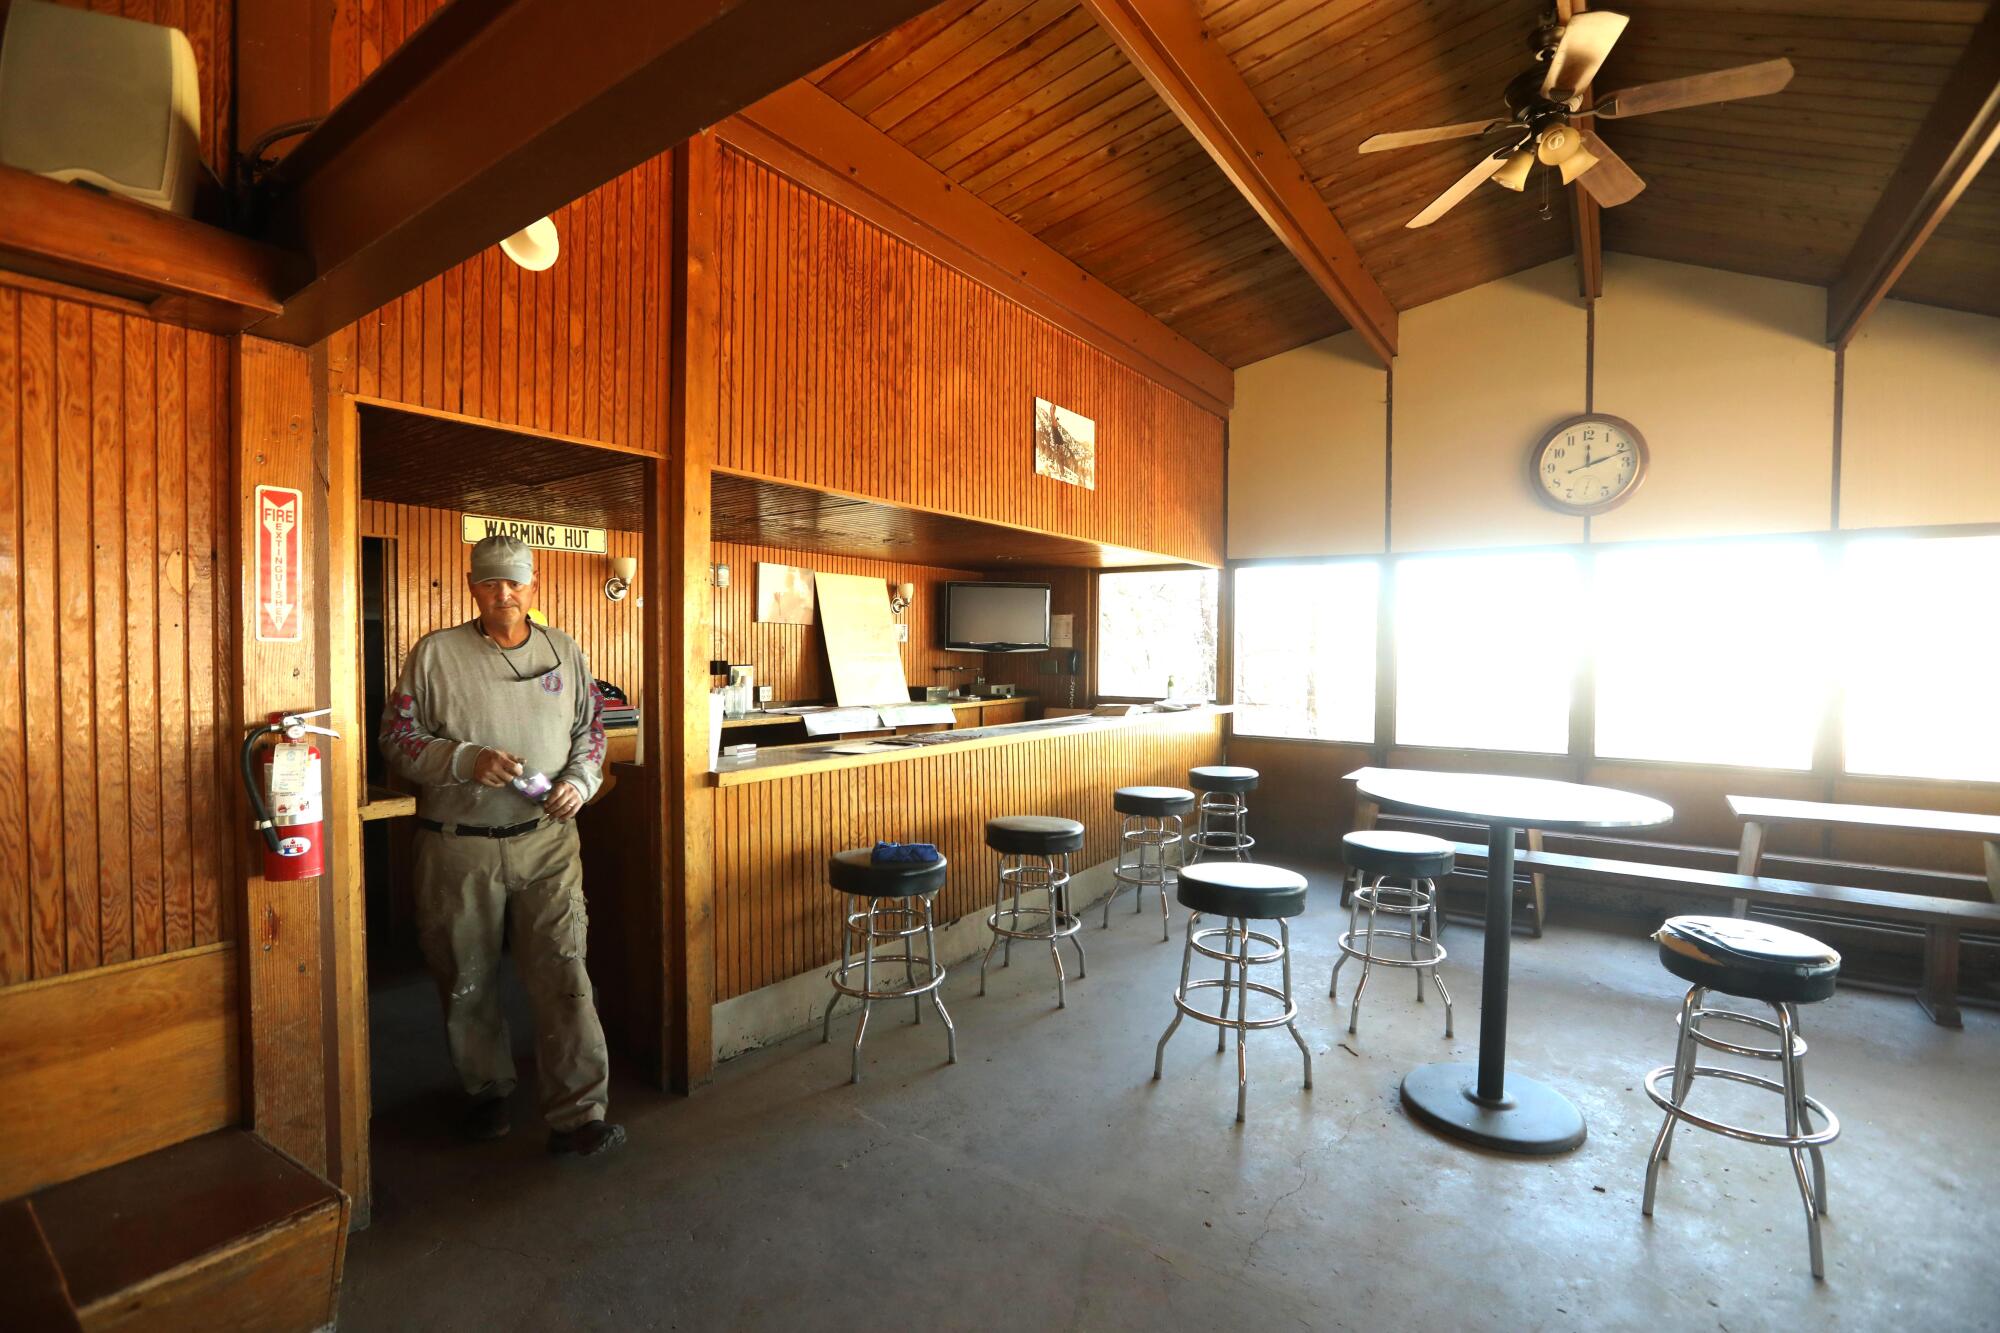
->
[[711, 712, 1223, 999], [714, 148, 1225, 566], [0, 287, 234, 983]]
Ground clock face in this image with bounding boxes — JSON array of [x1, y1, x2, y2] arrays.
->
[[1532, 415, 1647, 515]]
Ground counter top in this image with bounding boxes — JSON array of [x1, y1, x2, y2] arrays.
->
[[710, 704, 1227, 787], [720, 696, 1032, 728]]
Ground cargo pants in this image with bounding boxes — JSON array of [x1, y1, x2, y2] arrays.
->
[[413, 819, 610, 1132]]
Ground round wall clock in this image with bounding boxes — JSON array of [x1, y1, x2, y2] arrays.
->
[[1529, 414, 1648, 515]]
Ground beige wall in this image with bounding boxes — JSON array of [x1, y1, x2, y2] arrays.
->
[[1228, 255, 2000, 559], [1841, 299, 2000, 530], [1228, 330, 1386, 557]]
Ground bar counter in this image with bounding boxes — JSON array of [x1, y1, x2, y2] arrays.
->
[[710, 705, 1228, 1002], [711, 704, 1229, 786]]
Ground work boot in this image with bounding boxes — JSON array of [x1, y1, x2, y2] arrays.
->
[[460, 1096, 511, 1142], [547, 1120, 627, 1158]]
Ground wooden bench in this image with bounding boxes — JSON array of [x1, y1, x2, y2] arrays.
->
[[0, 946, 348, 1330], [1729, 794, 2000, 900], [1, 1129, 347, 1331], [1439, 839, 1999, 1027]]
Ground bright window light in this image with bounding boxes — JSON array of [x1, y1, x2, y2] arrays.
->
[[1233, 562, 1378, 742], [1395, 551, 1579, 753], [1842, 535, 2000, 782], [1593, 540, 1830, 769], [1098, 569, 1218, 699]]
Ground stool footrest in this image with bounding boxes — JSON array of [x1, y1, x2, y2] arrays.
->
[[1336, 929, 1446, 969], [1173, 976, 1300, 1030], [828, 955, 948, 1003], [1643, 1064, 1840, 1148]]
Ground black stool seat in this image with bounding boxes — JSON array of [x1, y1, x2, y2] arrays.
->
[[1115, 785, 1196, 817], [1190, 765, 1259, 794], [986, 815, 1086, 855], [1177, 863, 1307, 919], [828, 848, 948, 898], [1343, 830, 1454, 879], [1656, 915, 1841, 1004]]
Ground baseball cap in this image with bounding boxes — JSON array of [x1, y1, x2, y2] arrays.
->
[[470, 535, 535, 584]]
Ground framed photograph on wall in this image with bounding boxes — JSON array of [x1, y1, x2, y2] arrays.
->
[[1034, 397, 1096, 490], [756, 561, 815, 625]]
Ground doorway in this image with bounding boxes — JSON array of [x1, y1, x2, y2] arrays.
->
[[330, 396, 667, 1225]]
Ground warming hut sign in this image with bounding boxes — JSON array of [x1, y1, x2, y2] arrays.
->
[[255, 485, 303, 643], [460, 513, 608, 554]]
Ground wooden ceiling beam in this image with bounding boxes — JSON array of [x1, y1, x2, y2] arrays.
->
[[718, 82, 1234, 413], [1825, 4, 2000, 347], [250, 0, 939, 346], [1078, 0, 1399, 364]]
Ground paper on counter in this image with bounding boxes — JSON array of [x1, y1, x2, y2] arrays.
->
[[878, 704, 955, 726], [826, 742, 899, 755], [802, 708, 881, 737]]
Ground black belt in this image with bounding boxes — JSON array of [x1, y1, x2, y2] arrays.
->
[[418, 817, 543, 839]]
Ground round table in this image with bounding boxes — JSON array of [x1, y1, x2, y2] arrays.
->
[[1356, 769, 1672, 1155]]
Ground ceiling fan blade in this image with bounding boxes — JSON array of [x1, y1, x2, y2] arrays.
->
[[1406, 152, 1511, 228], [1359, 121, 1512, 154], [1594, 58, 1794, 119], [1575, 131, 1645, 206], [1542, 11, 1629, 99]]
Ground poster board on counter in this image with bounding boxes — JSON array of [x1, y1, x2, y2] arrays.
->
[[814, 571, 910, 707]]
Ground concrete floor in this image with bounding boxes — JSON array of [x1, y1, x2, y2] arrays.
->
[[341, 868, 2000, 1331]]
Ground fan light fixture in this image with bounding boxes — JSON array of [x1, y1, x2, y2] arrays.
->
[[500, 216, 560, 271], [1492, 150, 1535, 192]]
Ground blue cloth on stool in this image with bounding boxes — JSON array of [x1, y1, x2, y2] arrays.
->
[[872, 841, 941, 865]]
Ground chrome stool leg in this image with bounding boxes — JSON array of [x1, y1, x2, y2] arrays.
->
[[982, 850, 1083, 1008], [1106, 814, 1182, 941], [1641, 987, 1839, 1279], [1192, 792, 1255, 863], [824, 889, 954, 1083], [1155, 907, 1307, 1123], [924, 894, 956, 1065], [1332, 870, 1449, 1039]]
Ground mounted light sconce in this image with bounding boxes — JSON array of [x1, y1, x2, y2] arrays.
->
[[604, 555, 638, 602], [500, 216, 560, 271], [711, 563, 731, 588], [889, 581, 915, 614]]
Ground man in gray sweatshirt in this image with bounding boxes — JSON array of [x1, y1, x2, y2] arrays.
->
[[379, 534, 624, 1157]]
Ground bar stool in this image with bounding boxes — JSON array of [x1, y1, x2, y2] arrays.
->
[[979, 816, 1088, 1008], [1187, 765, 1258, 862], [1105, 785, 1195, 940], [1153, 862, 1312, 1123], [1642, 915, 1841, 1279], [820, 848, 955, 1083], [1329, 831, 1453, 1038]]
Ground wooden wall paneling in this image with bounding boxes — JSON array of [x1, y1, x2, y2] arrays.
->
[[0, 943, 239, 1200], [0, 289, 233, 984], [712, 146, 1226, 566], [712, 713, 1223, 999], [233, 336, 328, 1176]]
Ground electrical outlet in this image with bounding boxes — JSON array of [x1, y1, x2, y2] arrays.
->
[[894, 624, 909, 642]]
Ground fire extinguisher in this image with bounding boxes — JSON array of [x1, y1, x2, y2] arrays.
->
[[241, 708, 341, 882]]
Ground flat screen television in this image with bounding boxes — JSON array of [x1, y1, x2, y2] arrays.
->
[[943, 581, 1051, 653]]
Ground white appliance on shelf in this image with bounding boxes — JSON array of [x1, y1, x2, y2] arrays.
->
[[0, 0, 203, 216]]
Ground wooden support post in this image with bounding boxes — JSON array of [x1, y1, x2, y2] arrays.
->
[[322, 392, 369, 1222], [233, 336, 333, 1175], [666, 135, 720, 1092], [1524, 828, 1548, 938], [1918, 925, 1963, 1028], [1735, 820, 1767, 876]]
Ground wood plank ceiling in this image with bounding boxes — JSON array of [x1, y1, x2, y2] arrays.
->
[[815, 0, 1996, 369]]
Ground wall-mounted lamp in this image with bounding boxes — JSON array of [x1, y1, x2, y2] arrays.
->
[[500, 216, 560, 271], [604, 555, 638, 601], [711, 563, 731, 588], [889, 581, 915, 614]]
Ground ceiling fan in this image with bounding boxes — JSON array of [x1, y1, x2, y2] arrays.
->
[[1358, 10, 1794, 228]]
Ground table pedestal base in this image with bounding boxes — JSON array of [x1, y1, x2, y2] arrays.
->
[[1401, 1062, 1586, 1156]]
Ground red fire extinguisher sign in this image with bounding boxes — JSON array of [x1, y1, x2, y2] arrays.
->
[[255, 484, 303, 643]]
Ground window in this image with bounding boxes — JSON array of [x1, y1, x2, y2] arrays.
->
[[1592, 540, 1830, 769], [1842, 534, 2000, 782], [1233, 562, 1378, 741], [1394, 551, 1580, 753], [1098, 569, 1218, 699]]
